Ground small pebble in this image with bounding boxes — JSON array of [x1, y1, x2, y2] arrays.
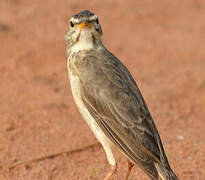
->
[[177, 135, 184, 140]]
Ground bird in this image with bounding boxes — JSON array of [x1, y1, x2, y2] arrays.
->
[[65, 10, 179, 180]]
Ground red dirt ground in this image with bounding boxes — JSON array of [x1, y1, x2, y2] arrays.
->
[[0, 0, 205, 179]]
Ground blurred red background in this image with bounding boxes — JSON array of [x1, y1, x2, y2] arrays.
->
[[0, 0, 205, 179]]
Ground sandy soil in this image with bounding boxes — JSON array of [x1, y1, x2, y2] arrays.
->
[[0, 0, 205, 179]]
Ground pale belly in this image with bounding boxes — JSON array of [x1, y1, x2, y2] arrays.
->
[[67, 58, 116, 166], [68, 69, 108, 144]]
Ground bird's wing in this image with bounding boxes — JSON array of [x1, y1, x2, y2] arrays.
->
[[75, 49, 168, 177]]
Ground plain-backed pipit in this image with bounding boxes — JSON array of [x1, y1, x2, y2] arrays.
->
[[65, 10, 179, 180]]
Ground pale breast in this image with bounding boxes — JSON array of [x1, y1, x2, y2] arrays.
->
[[67, 58, 108, 143]]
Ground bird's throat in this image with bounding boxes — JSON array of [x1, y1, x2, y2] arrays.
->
[[71, 30, 95, 53]]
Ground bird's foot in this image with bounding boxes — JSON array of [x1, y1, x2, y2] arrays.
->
[[104, 163, 118, 180], [124, 160, 134, 180]]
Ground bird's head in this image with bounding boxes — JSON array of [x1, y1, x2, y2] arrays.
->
[[65, 10, 103, 52]]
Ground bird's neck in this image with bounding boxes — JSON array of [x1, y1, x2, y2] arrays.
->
[[70, 31, 101, 52], [70, 31, 101, 53]]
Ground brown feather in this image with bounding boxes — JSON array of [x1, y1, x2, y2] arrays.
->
[[69, 47, 175, 179]]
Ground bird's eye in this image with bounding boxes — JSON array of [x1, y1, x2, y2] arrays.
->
[[70, 21, 74, 27], [96, 18, 99, 24]]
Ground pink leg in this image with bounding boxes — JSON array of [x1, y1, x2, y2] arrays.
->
[[104, 163, 118, 180], [125, 160, 134, 180]]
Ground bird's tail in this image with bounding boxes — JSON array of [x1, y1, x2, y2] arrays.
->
[[154, 163, 179, 180]]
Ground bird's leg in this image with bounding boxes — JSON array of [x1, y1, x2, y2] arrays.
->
[[96, 136, 117, 180], [104, 163, 118, 180], [124, 159, 134, 180]]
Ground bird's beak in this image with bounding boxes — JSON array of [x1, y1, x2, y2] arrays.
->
[[78, 22, 92, 29]]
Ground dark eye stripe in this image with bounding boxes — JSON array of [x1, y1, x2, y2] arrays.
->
[[96, 18, 99, 24], [70, 21, 74, 27]]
